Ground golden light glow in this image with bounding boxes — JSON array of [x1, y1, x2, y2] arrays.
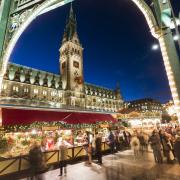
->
[[0, 0, 179, 123]]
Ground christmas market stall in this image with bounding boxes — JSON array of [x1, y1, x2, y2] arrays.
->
[[0, 107, 116, 177]]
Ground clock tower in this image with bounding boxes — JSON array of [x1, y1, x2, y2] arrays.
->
[[59, 4, 84, 107]]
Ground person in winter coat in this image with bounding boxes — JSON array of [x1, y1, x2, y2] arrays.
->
[[108, 131, 115, 154], [59, 140, 68, 176], [166, 136, 175, 163], [149, 130, 163, 163], [174, 130, 180, 164], [95, 132, 102, 165], [143, 132, 149, 152], [130, 134, 140, 159], [29, 142, 47, 180], [138, 131, 145, 155]]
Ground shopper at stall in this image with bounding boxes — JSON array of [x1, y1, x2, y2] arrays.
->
[[174, 130, 180, 164], [108, 130, 115, 154], [88, 143, 92, 164], [29, 142, 47, 180], [95, 132, 102, 165], [149, 130, 163, 164], [83, 131, 90, 164], [130, 133, 140, 159], [91, 134, 96, 156], [59, 140, 68, 176]]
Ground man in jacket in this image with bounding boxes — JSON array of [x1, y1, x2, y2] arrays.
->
[[59, 140, 68, 176], [29, 142, 47, 180], [95, 132, 102, 165], [108, 131, 115, 154], [149, 130, 163, 163]]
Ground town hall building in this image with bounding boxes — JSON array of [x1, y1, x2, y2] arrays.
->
[[0, 5, 123, 113]]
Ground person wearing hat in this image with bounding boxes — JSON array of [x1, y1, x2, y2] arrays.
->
[[174, 130, 180, 164]]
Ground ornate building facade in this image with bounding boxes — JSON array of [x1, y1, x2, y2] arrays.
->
[[0, 5, 123, 113], [126, 98, 163, 113]]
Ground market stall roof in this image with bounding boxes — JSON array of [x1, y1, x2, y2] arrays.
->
[[0, 108, 117, 126]]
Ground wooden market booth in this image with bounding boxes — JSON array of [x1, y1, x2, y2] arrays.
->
[[0, 107, 116, 177]]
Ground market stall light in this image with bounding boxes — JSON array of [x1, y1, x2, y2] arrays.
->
[[31, 129, 37, 135]]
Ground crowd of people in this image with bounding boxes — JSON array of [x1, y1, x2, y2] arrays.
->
[[130, 126, 180, 165], [27, 126, 180, 179]]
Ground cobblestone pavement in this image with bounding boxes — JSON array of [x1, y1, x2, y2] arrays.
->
[[22, 150, 180, 180]]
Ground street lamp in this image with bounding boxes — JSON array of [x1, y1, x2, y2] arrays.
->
[[151, 44, 159, 50], [173, 34, 179, 41]]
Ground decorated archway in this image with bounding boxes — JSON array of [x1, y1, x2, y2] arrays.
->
[[0, 0, 180, 121]]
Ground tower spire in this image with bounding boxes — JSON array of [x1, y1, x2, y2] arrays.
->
[[62, 3, 78, 43], [69, 2, 74, 19], [115, 81, 122, 100]]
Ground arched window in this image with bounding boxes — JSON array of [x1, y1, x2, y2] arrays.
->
[[34, 89, 38, 94], [43, 90, 47, 96], [24, 88, 29, 93], [13, 86, 19, 92]]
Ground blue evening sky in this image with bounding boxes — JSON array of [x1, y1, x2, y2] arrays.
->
[[10, 0, 180, 103]]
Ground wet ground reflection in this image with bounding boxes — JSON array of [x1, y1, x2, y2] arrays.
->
[[105, 162, 180, 180]]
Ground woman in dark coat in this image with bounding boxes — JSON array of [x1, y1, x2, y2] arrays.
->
[[29, 142, 47, 180]]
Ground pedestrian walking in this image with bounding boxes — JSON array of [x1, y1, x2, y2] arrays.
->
[[123, 130, 131, 148], [115, 130, 120, 152], [95, 132, 102, 165], [174, 130, 180, 164], [149, 130, 163, 164], [143, 132, 149, 152], [166, 136, 175, 163], [29, 142, 47, 180], [59, 140, 68, 176], [130, 134, 140, 159], [108, 130, 115, 154], [87, 143, 92, 164], [83, 131, 92, 164], [138, 131, 145, 155]]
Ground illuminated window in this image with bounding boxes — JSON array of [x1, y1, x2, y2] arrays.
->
[[13, 86, 19, 92], [34, 89, 38, 94], [3, 84, 7, 90], [43, 90, 47, 95], [59, 92, 62, 97], [51, 91, 56, 96], [24, 88, 29, 93]]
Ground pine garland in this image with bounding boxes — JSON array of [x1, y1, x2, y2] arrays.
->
[[4, 121, 114, 132]]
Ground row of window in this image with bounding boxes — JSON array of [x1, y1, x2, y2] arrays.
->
[[3, 84, 63, 97], [85, 90, 116, 99], [86, 106, 117, 112]]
